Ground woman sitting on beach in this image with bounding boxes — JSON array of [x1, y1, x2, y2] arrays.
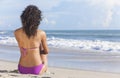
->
[[14, 5, 49, 75]]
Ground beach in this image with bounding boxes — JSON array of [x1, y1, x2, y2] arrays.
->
[[1, 0, 120, 77], [1, 30, 120, 78], [1, 45, 120, 78]]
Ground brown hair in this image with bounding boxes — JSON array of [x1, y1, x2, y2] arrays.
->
[[21, 5, 42, 38]]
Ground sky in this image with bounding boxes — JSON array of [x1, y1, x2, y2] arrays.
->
[[0, 0, 120, 30]]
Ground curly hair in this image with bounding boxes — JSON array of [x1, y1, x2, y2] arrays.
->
[[21, 5, 42, 38]]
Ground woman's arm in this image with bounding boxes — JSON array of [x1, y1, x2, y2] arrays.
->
[[40, 43, 45, 54], [41, 31, 49, 54], [40, 41, 48, 66], [40, 31, 49, 66]]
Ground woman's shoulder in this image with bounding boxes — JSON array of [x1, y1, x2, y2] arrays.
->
[[37, 29, 46, 35], [14, 28, 22, 33], [14, 28, 22, 41]]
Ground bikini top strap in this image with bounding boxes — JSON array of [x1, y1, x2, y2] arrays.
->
[[20, 47, 39, 57], [20, 47, 27, 57]]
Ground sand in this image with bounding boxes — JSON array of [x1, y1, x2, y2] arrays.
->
[[1, 45, 120, 78], [0, 60, 120, 78]]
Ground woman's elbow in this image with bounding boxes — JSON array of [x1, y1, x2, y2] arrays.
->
[[45, 48, 49, 54]]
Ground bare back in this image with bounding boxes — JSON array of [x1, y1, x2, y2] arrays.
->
[[14, 28, 48, 67]]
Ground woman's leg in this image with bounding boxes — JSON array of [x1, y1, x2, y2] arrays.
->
[[39, 54, 48, 75], [39, 64, 47, 75]]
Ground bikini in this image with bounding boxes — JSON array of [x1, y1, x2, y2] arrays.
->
[[18, 47, 44, 75]]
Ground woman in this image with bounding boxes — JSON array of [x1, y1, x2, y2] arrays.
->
[[14, 5, 49, 75]]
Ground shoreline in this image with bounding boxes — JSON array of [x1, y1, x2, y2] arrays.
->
[[1, 44, 120, 74]]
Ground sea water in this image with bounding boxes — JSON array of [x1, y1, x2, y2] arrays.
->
[[0, 30, 120, 52]]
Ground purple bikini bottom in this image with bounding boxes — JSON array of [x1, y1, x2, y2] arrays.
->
[[18, 64, 44, 75]]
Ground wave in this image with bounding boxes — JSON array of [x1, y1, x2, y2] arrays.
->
[[0, 36, 120, 52], [0, 36, 17, 46], [0, 31, 6, 34], [47, 37, 120, 52]]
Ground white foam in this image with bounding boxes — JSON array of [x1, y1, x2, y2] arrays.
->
[[0, 31, 6, 34], [0, 37, 17, 46], [47, 37, 120, 52], [0, 36, 120, 52]]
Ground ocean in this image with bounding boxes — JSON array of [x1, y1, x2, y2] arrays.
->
[[0, 30, 120, 52], [1, 30, 120, 73]]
